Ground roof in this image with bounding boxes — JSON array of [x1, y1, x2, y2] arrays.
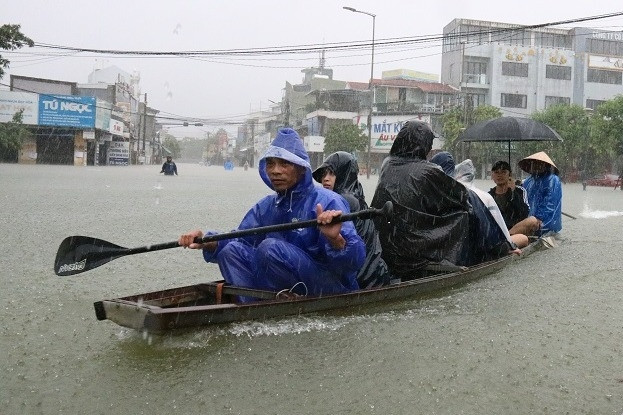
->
[[346, 79, 458, 94]]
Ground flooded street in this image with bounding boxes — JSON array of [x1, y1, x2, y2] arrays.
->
[[1, 162, 622, 414]]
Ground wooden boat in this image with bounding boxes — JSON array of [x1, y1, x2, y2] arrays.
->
[[94, 238, 549, 334]]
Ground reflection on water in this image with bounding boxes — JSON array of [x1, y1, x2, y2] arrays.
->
[[1, 163, 622, 414]]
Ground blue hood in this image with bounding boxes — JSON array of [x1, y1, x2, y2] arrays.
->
[[430, 151, 456, 177], [258, 128, 313, 191]]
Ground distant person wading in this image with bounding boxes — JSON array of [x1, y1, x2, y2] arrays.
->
[[160, 156, 178, 176]]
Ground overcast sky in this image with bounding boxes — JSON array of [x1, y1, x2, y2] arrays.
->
[[3, 1, 622, 137]]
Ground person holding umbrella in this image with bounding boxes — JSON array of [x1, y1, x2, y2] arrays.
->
[[518, 151, 562, 236]]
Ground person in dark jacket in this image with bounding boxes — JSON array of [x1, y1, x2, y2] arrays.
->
[[178, 128, 365, 302], [313, 151, 391, 288], [370, 121, 472, 279], [160, 156, 178, 176], [431, 153, 521, 263], [488, 160, 530, 232]]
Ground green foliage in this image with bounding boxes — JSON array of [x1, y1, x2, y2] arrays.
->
[[179, 136, 208, 162], [441, 104, 501, 150], [440, 106, 464, 150], [531, 104, 592, 178], [323, 122, 368, 155], [473, 105, 502, 123], [0, 110, 30, 161], [0, 24, 34, 79], [162, 134, 181, 159], [441, 104, 501, 177], [592, 95, 623, 159]]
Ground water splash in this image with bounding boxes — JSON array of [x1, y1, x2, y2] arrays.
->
[[579, 201, 623, 219]]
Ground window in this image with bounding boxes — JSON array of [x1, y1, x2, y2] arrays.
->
[[546, 65, 572, 80], [587, 68, 622, 84], [460, 24, 488, 45], [587, 38, 623, 56], [501, 93, 527, 108], [586, 99, 606, 110], [545, 96, 570, 108], [463, 61, 488, 83], [467, 93, 486, 107], [398, 88, 406, 102], [502, 61, 529, 77], [535, 33, 572, 49]]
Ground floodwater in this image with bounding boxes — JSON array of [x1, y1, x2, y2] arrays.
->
[[1, 162, 622, 415]]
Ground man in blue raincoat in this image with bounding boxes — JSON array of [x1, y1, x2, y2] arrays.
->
[[179, 128, 365, 301], [518, 151, 562, 235]]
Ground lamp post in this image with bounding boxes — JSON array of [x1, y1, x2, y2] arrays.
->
[[343, 6, 376, 179]]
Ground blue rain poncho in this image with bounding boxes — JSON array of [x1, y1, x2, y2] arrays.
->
[[522, 173, 562, 234], [202, 128, 365, 299]]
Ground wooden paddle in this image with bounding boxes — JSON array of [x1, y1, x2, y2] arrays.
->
[[54, 201, 393, 276]]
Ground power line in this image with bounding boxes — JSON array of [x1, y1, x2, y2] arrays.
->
[[31, 12, 623, 57]]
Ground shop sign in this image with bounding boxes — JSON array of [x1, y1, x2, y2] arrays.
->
[[356, 115, 431, 151], [0, 91, 38, 125], [107, 141, 130, 166], [38, 94, 96, 128]]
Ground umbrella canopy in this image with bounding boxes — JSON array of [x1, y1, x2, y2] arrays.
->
[[456, 116, 563, 165]]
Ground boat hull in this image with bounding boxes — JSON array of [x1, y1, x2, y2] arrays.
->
[[94, 239, 545, 334]]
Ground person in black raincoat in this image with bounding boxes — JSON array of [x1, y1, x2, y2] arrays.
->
[[370, 121, 471, 279], [313, 151, 391, 288]]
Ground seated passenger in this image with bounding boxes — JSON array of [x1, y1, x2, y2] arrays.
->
[[488, 160, 533, 237], [518, 151, 563, 236], [453, 159, 527, 251], [178, 128, 365, 302], [370, 122, 472, 279], [313, 151, 391, 288]]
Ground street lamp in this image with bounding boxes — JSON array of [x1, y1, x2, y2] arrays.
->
[[343, 6, 376, 179]]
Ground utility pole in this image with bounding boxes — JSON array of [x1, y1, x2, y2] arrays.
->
[[142, 93, 147, 164], [250, 120, 256, 167]]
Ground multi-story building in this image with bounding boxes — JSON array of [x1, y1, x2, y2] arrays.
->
[[441, 19, 623, 115]]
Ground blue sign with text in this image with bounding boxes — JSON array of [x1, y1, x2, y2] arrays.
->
[[38, 95, 96, 128]]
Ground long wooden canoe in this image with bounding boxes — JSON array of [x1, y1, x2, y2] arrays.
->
[[94, 238, 549, 334]]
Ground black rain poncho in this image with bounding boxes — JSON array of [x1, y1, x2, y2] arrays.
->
[[370, 121, 471, 279], [313, 151, 391, 288]]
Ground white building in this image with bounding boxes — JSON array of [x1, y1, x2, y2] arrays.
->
[[441, 19, 623, 114]]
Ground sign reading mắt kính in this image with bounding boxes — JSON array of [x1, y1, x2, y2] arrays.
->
[[356, 115, 431, 152], [38, 94, 96, 128], [107, 141, 130, 165], [0, 91, 38, 125]]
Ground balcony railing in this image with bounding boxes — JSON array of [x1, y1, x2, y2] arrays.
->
[[462, 74, 488, 84], [375, 102, 446, 113]]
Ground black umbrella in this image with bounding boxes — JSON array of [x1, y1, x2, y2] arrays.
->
[[456, 116, 563, 164]]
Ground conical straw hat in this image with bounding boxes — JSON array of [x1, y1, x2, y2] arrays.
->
[[518, 151, 559, 175]]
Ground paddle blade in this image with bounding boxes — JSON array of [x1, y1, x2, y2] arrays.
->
[[54, 236, 128, 276]]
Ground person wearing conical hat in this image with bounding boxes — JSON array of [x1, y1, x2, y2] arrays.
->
[[517, 151, 562, 235]]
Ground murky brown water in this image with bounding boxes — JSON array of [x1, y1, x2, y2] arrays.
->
[[1, 163, 622, 414]]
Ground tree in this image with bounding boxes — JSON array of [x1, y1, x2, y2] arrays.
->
[[531, 104, 592, 180], [0, 109, 30, 162], [441, 104, 501, 177], [441, 104, 502, 150], [591, 95, 623, 163], [323, 122, 368, 155], [162, 134, 181, 159], [0, 24, 34, 79]]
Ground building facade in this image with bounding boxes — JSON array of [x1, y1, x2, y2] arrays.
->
[[441, 19, 623, 115]]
